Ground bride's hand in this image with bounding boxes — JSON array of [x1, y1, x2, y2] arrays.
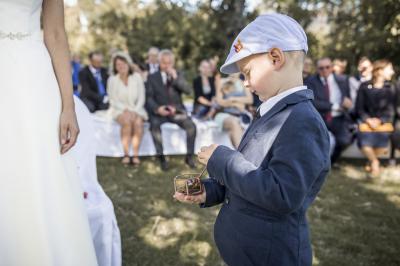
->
[[59, 109, 80, 154]]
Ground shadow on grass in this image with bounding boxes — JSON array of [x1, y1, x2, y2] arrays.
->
[[97, 156, 400, 266], [97, 156, 223, 266], [310, 160, 400, 266]]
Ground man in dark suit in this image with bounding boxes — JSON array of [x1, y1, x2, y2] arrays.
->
[[305, 57, 354, 164], [79, 51, 109, 113], [146, 47, 160, 75], [145, 49, 196, 170]]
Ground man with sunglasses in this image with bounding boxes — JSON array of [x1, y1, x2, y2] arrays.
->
[[305, 57, 354, 164]]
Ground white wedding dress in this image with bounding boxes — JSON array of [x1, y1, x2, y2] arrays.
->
[[0, 0, 98, 265]]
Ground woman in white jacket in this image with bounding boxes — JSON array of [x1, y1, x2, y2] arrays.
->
[[108, 52, 148, 165]]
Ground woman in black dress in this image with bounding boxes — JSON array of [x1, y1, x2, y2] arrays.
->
[[355, 60, 395, 177], [192, 60, 216, 119]]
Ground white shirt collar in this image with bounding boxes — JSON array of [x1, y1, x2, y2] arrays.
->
[[89, 65, 99, 75], [259, 85, 307, 116], [320, 73, 334, 83]]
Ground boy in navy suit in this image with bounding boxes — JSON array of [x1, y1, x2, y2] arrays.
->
[[175, 13, 330, 266]]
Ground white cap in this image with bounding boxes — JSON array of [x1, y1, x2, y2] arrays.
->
[[220, 13, 308, 74]]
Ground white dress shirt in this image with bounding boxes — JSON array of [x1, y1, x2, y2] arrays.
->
[[161, 71, 167, 85], [149, 63, 159, 74], [89, 65, 98, 76], [259, 85, 307, 116], [320, 74, 342, 117], [89, 65, 109, 104]]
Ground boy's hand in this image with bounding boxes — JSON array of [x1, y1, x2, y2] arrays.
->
[[198, 144, 219, 165], [173, 189, 206, 204]]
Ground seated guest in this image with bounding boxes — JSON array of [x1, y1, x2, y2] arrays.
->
[[303, 56, 314, 82], [209, 56, 222, 91], [142, 47, 160, 82], [108, 52, 148, 166], [333, 58, 348, 75], [79, 51, 109, 112], [305, 57, 354, 164], [146, 47, 160, 74], [71, 54, 81, 96], [349, 57, 373, 105], [145, 49, 196, 170], [390, 79, 400, 166], [356, 60, 395, 177], [192, 60, 216, 119], [214, 78, 253, 149]]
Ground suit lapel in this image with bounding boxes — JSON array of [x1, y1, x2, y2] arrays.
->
[[238, 101, 288, 151], [155, 71, 166, 92], [86, 67, 95, 81], [238, 89, 314, 152], [316, 75, 329, 102], [334, 74, 349, 99], [85, 67, 98, 90]]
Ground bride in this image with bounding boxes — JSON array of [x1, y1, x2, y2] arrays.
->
[[0, 0, 97, 265]]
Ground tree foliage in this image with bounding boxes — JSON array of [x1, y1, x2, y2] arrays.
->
[[65, 0, 400, 76]]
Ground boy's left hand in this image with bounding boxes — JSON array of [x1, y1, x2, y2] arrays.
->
[[198, 144, 219, 165], [173, 189, 206, 204]]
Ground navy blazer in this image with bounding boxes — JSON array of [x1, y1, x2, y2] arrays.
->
[[304, 74, 350, 122], [202, 89, 331, 266], [79, 66, 109, 105]]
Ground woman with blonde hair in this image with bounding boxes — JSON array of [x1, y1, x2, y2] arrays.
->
[[355, 59, 395, 177], [214, 75, 253, 148], [108, 52, 148, 165]]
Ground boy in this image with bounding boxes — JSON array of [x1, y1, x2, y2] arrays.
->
[[175, 13, 330, 266]]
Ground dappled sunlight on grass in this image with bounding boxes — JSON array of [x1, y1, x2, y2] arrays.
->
[[380, 167, 400, 183], [139, 216, 198, 249], [179, 241, 212, 266], [176, 209, 201, 221], [311, 255, 320, 265], [340, 163, 366, 180], [97, 156, 400, 265]]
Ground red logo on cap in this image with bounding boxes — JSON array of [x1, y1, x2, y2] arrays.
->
[[234, 39, 243, 53]]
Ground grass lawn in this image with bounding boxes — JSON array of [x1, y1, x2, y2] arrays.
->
[[97, 156, 400, 266]]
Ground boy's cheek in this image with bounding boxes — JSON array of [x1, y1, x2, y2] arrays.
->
[[256, 86, 274, 102]]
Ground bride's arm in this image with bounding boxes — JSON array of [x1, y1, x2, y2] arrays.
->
[[42, 0, 79, 154]]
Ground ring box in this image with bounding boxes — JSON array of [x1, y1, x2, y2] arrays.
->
[[174, 174, 203, 195]]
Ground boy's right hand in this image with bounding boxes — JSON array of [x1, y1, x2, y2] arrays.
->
[[174, 188, 206, 204]]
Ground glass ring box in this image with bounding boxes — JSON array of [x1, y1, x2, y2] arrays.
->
[[174, 173, 203, 195]]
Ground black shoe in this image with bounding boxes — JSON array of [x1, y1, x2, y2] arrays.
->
[[159, 155, 169, 171], [185, 155, 196, 169]]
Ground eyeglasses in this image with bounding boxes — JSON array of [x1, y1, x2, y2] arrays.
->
[[318, 65, 331, 70]]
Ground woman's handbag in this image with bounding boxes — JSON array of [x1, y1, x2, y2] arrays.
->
[[358, 122, 394, 133]]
